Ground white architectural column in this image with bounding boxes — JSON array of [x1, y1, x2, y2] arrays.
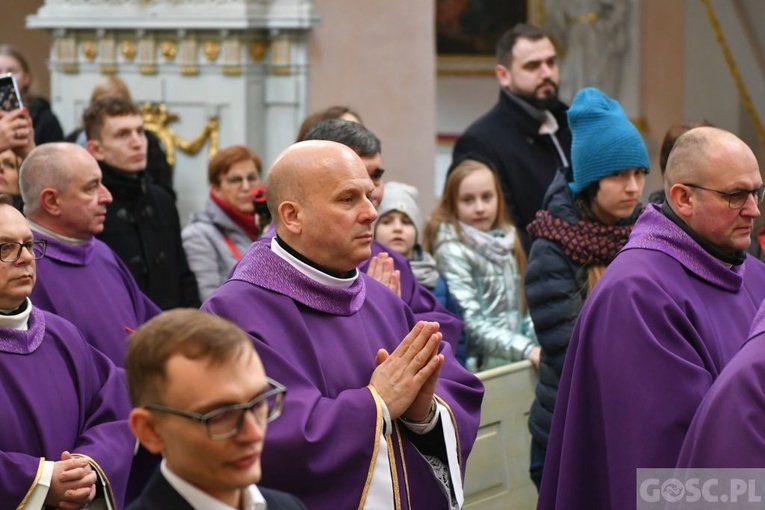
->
[[27, 0, 319, 224]]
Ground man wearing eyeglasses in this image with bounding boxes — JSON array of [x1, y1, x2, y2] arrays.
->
[[19, 142, 161, 367], [539, 126, 765, 509], [0, 198, 135, 508], [83, 96, 200, 310], [126, 309, 306, 510]]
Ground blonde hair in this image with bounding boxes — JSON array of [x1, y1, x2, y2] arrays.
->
[[424, 158, 527, 302]]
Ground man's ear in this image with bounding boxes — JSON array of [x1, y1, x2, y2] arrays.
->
[[129, 408, 165, 456], [40, 188, 61, 216], [86, 139, 105, 161], [278, 200, 302, 235], [668, 183, 694, 219], [495, 64, 511, 89]]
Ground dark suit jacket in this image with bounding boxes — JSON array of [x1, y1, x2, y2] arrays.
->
[[127, 470, 306, 510], [453, 89, 572, 253]]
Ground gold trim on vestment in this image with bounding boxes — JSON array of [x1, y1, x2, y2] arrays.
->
[[359, 386, 385, 510], [71, 453, 117, 510], [389, 423, 402, 510], [16, 457, 45, 509], [393, 421, 411, 510]]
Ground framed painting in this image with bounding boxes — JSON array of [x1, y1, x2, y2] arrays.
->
[[436, 0, 544, 75]]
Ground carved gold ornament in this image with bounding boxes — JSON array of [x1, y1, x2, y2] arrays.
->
[[122, 41, 137, 61], [161, 41, 177, 61], [140, 102, 219, 168], [249, 40, 267, 62], [204, 41, 220, 62], [82, 41, 98, 61]]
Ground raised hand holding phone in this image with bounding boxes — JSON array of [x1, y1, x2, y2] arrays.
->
[[0, 73, 23, 111]]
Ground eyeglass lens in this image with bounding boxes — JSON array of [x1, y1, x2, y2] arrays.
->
[[207, 390, 284, 440], [0, 241, 45, 262]]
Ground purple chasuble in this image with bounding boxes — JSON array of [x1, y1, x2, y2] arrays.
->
[[202, 241, 483, 510], [31, 229, 161, 366], [362, 240, 464, 353], [0, 309, 134, 508], [538, 204, 765, 509], [677, 304, 765, 468]]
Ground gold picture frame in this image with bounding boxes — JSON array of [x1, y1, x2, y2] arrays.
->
[[437, 0, 544, 76]]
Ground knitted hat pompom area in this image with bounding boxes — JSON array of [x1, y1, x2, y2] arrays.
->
[[567, 87, 650, 197], [375, 181, 423, 241]]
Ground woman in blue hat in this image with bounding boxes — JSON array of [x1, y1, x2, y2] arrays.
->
[[524, 87, 649, 489]]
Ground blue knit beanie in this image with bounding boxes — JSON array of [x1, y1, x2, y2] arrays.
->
[[567, 88, 650, 197]]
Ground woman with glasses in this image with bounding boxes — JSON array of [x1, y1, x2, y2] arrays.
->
[[182, 145, 263, 301]]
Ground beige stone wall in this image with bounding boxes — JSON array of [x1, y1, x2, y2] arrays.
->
[[307, 0, 438, 213], [4, 0, 50, 99]]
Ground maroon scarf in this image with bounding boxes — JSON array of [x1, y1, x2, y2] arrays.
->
[[527, 209, 638, 266], [210, 191, 259, 241]]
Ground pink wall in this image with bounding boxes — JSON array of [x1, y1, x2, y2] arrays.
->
[[3, 0, 50, 98], [307, 0, 438, 210]]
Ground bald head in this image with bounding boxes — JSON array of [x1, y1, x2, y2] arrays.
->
[[266, 140, 366, 228], [19, 143, 83, 218], [665, 127, 756, 192], [266, 140, 378, 273], [19, 142, 112, 239], [664, 127, 761, 255]]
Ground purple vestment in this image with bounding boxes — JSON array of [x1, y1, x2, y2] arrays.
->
[[31, 230, 161, 366], [538, 204, 765, 509], [361, 240, 464, 353], [0, 308, 134, 508], [676, 304, 765, 468], [202, 241, 483, 510]]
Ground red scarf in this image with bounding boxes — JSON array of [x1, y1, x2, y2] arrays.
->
[[210, 191, 259, 241]]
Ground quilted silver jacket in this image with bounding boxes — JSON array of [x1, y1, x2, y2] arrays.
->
[[432, 222, 537, 372]]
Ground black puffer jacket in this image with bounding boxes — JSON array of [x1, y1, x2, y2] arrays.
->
[[525, 169, 641, 447], [525, 170, 586, 447], [97, 163, 200, 310]]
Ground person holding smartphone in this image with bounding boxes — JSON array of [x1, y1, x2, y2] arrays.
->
[[0, 44, 64, 146]]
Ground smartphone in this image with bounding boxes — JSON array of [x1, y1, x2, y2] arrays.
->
[[0, 73, 23, 111]]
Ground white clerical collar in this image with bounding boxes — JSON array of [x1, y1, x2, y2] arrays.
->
[[0, 297, 32, 330], [160, 460, 265, 510], [28, 220, 89, 246], [270, 237, 358, 289]]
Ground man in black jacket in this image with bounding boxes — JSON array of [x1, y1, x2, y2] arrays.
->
[[126, 309, 305, 510], [84, 97, 199, 309], [453, 23, 572, 253]]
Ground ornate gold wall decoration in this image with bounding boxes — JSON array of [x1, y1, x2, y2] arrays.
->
[[204, 40, 220, 62], [249, 40, 267, 62], [270, 36, 291, 75], [99, 37, 117, 74], [56, 37, 78, 74], [82, 41, 97, 61], [161, 41, 177, 62], [140, 102, 219, 168], [139, 37, 158, 75], [180, 38, 199, 75], [222, 38, 242, 75], [121, 40, 137, 62]]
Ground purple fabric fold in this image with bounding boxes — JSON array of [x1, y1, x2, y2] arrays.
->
[[0, 307, 44, 354], [624, 204, 744, 291], [232, 241, 366, 316]]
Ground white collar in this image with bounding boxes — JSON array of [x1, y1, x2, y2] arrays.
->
[[270, 237, 358, 289], [0, 297, 32, 330], [28, 220, 89, 245], [160, 459, 266, 510]]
